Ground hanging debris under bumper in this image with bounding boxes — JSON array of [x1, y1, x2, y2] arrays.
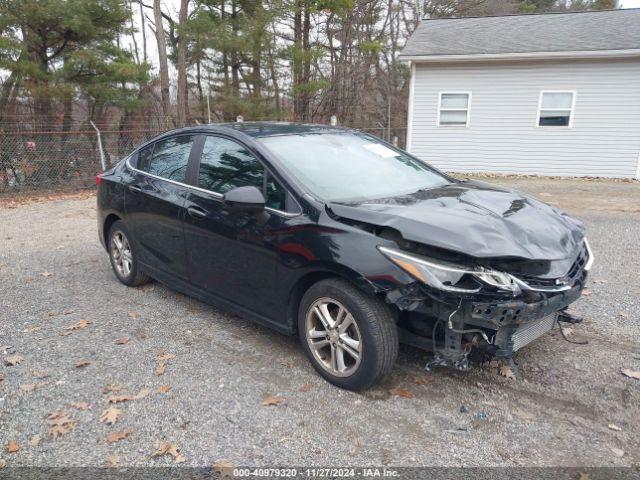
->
[[389, 265, 589, 372]]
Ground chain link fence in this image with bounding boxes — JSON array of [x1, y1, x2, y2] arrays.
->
[[0, 128, 162, 194], [0, 121, 406, 196]]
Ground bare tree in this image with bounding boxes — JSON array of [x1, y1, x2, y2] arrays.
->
[[176, 0, 189, 126], [153, 0, 171, 123]]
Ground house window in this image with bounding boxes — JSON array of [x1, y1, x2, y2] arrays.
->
[[538, 91, 575, 127], [438, 92, 470, 126]]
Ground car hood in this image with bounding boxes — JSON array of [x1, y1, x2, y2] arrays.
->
[[327, 180, 584, 261]]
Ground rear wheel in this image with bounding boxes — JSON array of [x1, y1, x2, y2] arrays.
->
[[298, 278, 398, 390], [107, 220, 150, 287]]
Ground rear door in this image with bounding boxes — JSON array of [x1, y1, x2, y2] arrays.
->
[[183, 134, 291, 321], [125, 134, 197, 280]]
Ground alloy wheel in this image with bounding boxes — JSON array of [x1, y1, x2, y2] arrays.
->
[[110, 231, 133, 278], [305, 297, 362, 377]]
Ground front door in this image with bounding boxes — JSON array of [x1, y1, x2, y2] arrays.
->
[[183, 135, 287, 321], [125, 134, 196, 280]]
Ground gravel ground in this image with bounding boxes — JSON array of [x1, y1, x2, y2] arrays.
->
[[0, 177, 639, 469]]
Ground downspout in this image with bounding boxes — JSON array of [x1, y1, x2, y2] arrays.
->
[[406, 62, 416, 153]]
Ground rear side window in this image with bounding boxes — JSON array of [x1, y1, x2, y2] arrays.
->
[[198, 135, 287, 210], [139, 135, 194, 182]]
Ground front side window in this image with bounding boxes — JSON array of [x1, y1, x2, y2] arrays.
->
[[538, 91, 575, 127], [259, 132, 449, 203], [139, 135, 194, 182], [198, 136, 287, 210], [438, 92, 470, 126]]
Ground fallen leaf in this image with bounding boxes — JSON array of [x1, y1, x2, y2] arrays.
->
[[100, 407, 123, 425], [19, 382, 47, 394], [155, 363, 166, 376], [114, 337, 130, 345], [65, 319, 92, 331], [101, 384, 124, 394], [0, 459, 6, 468], [58, 331, 73, 337], [298, 383, 315, 393], [134, 388, 151, 400], [618, 311, 630, 320], [561, 327, 574, 337], [261, 395, 285, 406], [107, 394, 134, 404], [610, 447, 625, 457], [213, 459, 235, 475], [31, 370, 48, 378], [608, 423, 622, 431], [5, 440, 20, 453], [579, 472, 590, 480], [28, 435, 42, 447], [151, 441, 186, 463], [499, 365, 517, 380], [107, 427, 132, 444], [513, 409, 536, 422], [157, 385, 171, 394], [75, 360, 92, 368], [47, 411, 76, 438], [389, 388, 414, 398], [40, 271, 54, 277], [71, 402, 90, 411], [0, 373, 4, 382], [581, 290, 592, 297], [349, 438, 364, 455], [156, 352, 176, 362], [25, 325, 40, 333], [412, 375, 433, 386], [105, 453, 119, 468], [4, 354, 24, 366], [127, 311, 141, 319], [621, 369, 640, 380]]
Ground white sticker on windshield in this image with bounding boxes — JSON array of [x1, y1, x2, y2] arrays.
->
[[362, 143, 399, 158]]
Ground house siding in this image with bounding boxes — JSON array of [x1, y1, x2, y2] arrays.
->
[[408, 59, 640, 179]]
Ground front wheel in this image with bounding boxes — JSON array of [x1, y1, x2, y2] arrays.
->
[[298, 278, 398, 390], [107, 220, 150, 287]]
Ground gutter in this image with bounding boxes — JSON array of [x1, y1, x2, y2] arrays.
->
[[400, 49, 640, 64]]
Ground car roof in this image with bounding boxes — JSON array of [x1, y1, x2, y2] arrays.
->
[[215, 122, 353, 138]]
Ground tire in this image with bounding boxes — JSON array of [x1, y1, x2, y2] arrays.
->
[[298, 278, 398, 390], [107, 220, 150, 287]]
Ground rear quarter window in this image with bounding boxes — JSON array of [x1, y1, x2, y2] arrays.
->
[[137, 135, 194, 183]]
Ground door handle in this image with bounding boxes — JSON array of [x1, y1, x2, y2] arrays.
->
[[128, 184, 143, 193], [187, 205, 208, 219]]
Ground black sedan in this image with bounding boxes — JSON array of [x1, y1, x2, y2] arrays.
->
[[97, 122, 593, 390]]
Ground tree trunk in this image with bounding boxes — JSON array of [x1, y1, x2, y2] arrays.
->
[[139, 0, 147, 63], [231, 0, 240, 107], [301, 5, 311, 121], [153, 0, 171, 126], [176, 0, 189, 127], [292, 0, 302, 120]]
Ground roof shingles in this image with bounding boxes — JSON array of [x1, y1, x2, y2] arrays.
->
[[400, 9, 640, 58]]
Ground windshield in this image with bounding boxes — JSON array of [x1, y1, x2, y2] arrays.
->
[[259, 132, 450, 203]]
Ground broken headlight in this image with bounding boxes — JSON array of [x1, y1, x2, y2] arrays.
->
[[378, 246, 520, 294]]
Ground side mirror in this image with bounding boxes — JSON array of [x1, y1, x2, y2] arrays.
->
[[223, 186, 266, 211]]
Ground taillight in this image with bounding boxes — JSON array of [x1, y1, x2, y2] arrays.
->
[[95, 173, 103, 186]]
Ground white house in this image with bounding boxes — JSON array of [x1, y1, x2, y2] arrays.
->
[[400, 9, 640, 179]]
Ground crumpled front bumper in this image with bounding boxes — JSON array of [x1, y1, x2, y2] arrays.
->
[[465, 281, 584, 356]]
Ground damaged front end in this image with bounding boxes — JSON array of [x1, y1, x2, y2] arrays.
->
[[380, 239, 594, 371], [325, 179, 593, 372]]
